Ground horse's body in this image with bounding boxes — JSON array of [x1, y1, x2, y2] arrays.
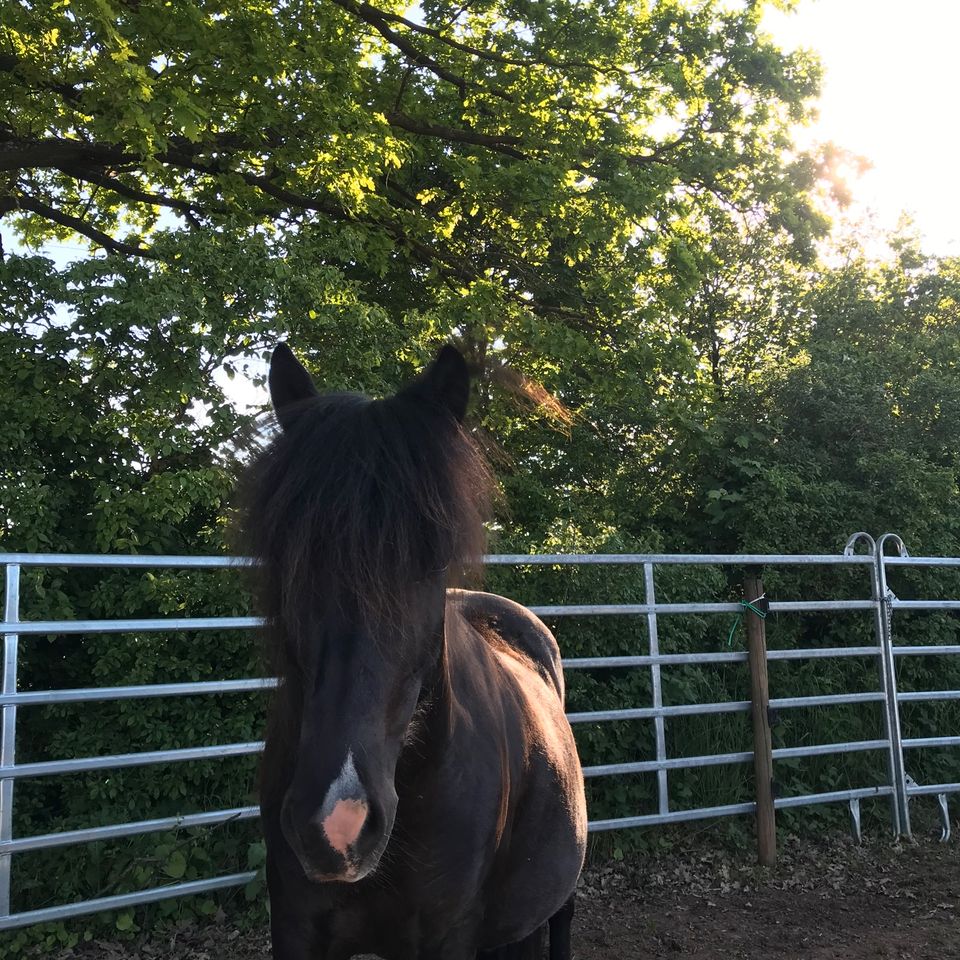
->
[[246, 345, 586, 960]]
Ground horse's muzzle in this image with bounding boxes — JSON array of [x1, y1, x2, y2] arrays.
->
[[280, 754, 392, 882]]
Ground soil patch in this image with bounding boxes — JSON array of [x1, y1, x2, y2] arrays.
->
[[43, 833, 960, 959]]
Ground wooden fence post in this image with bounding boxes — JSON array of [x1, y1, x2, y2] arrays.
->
[[744, 574, 776, 866]]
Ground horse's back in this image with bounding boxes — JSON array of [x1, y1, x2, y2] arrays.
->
[[448, 589, 565, 700]]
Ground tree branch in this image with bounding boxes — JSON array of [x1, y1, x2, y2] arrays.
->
[[13, 192, 160, 259], [0, 137, 126, 173], [329, 0, 513, 102], [0, 53, 87, 103], [350, 0, 641, 79], [58, 167, 203, 220], [1, 136, 449, 268], [385, 111, 525, 158]]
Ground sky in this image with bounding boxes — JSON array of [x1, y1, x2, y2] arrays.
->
[[762, 0, 960, 255]]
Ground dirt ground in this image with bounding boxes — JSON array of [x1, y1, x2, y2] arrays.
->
[[46, 831, 960, 960], [573, 833, 960, 960]]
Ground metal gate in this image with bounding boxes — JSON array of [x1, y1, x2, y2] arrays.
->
[[1, 533, 959, 930]]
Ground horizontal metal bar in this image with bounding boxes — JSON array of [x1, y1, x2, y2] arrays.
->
[[587, 785, 897, 833], [570, 690, 886, 725], [906, 782, 960, 797], [0, 554, 251, 569], [769, 601, 876, 612], [568, 700, 751, 724], [882, 556, 960, 567], [0, 699, 896, 780], [0, 872, 257, 931], [583, 751, 754, 777], [1, 597, 881, 635], [583, 739, 888, 779], [902, 736, 960, 750], [0, 678, 277, 707], [893, 645, 960, 657], [564, 646, 881, 670], [1, 552, 876, 570], [4, 684, 895, 771], [487, 554, 873, 566], [767, 646, 880, 661], [890, 600, 960, 611], [587, 801, 756, 832], [898, 690, 960, 703], [563, 653, 748, 669], [530, 603, 737, 617], [769, 691, 886, 709], [0, 617, 262, 636], [0, 806, 260, 855], [774, 785, 893, 809], [2, 741, 264, 780], [0, 656, 893, 708], [772, 739, 889, 759], [530, 599, 876, 618]]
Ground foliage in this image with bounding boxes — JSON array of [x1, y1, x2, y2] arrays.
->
[[0, 248, 269, 948], [1, 0, 836, 556], [3, 0, 823, 262], [2, 0, 827, 453], [680, 239, 960, 832], [693, 239, 960, 556]]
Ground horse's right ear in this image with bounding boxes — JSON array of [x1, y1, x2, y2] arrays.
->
[[405, 345, 470, 422], [269, 343, 318, 430]]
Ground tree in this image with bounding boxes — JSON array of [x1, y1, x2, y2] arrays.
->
[[3, 0, 822, 337], [2, 0, 833, 552], [693, 238, 960, 555]]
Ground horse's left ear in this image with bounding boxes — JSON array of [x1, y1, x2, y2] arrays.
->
[[408, 345, 470, 422], [269, 342, 319, 430]]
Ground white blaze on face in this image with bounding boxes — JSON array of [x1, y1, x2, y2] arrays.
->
[[315, 750, 369, 857]]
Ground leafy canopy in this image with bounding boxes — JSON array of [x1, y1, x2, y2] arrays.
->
[[3, 0, 822, 327]]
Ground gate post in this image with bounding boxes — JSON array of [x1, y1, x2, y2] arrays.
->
[[643, 563, 669, 817], [1, 563, 21, 918], [744, 574, 776, 866], [848, 531, 910, 837], [875, 534, 911, 838]]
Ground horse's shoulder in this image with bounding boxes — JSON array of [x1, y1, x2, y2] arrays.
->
[[447, 589, 564, 697]]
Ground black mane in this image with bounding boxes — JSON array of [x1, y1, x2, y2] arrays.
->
[[242, 386, 492, 642]]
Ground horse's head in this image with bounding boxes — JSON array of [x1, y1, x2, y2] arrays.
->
[[251, 343, 488, 883]]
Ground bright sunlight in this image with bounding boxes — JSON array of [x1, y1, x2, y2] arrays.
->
[[765, 0, 960, 254]]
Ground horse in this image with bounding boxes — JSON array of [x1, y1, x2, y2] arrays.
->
[[243, 342, 587, 960]]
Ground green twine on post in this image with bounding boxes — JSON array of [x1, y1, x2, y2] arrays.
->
[[726, 595, 768, 647]]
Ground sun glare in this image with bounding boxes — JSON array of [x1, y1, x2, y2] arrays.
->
[[763, 0, 960, 255]]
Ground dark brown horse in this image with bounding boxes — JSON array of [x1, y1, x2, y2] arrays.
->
[[244, 343, 586, 960]]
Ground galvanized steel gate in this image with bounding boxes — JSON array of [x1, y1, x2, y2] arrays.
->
[[1, 533, 959, 930]]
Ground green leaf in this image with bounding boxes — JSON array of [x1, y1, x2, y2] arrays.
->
[[163, 850, 187, 879], [247, 840, 267, 870]]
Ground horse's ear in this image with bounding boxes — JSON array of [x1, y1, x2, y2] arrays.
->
[[409, 345, 470, 422], [269, 343, 318, 430]]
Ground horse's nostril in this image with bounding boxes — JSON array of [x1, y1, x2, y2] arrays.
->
[[353, 799, 394, 863], [363, 802, 380, 837], [280, 796, 298, 843]]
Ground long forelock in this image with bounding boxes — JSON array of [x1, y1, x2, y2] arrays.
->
[[243, 389, 492, 640]]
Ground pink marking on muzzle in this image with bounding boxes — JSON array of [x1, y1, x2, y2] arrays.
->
[[322, 798, 369, 855]]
